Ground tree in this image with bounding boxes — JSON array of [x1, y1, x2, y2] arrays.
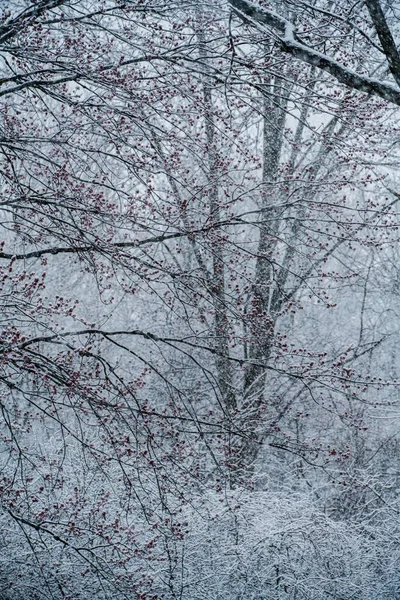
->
[[1, 0, 400, 598]]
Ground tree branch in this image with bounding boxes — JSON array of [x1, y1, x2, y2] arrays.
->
[[228, 0, 400, 106], [365, 0, 400, 88], [0, 0, 67, 46]]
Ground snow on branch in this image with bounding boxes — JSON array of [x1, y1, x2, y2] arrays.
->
[[228, 0, 400, 107]]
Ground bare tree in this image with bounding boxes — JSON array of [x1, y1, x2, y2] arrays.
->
[[1, 1, 400, 597]]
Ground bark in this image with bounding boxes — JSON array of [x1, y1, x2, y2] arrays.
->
[[365, 0, 400, 88]]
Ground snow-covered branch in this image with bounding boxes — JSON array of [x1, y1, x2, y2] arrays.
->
[[228, 0, 400, 106]]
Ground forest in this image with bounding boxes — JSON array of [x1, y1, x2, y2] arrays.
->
[[2, 0, 400, 598]]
